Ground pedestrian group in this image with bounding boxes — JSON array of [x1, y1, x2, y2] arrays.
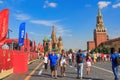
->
[[42, 48, 120, 80]]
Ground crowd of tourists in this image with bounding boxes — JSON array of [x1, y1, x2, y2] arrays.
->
[[90, 52, 110, 64], [42, 49, 92, 80], [42, 48, 120, 80]]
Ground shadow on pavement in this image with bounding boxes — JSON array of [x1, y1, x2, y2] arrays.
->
[[83, 77, 104, 80], [66, 71, 76, 74], [30, 74, 104, 80], [31, 73, 51, 78]]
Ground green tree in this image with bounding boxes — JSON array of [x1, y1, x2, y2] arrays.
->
[[90, 46, 110, 54]]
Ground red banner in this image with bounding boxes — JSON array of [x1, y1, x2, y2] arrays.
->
[[0, 9, 9, 46]]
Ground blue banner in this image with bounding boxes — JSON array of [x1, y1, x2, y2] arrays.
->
[[18, 22, 26, 46]]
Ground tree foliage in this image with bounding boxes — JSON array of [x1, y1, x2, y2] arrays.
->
[[90, 46, 110, 54]]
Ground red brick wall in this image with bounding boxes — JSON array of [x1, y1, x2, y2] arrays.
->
[[100, 37, 120, 51], [87, 41, 95, 51]]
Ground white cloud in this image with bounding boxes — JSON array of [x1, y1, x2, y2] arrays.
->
[[112, 3, 120, 8], [98, 1, 111, 9], [30, 19, 72, 37], [14, 14, 30, 21], [0, 0, 3, 4], [55, 25, 72, 37], [29, 31, 40, 37], [30, 20, 60, 26], [43, 0, 57, 8], [49, 2, 57, 8]]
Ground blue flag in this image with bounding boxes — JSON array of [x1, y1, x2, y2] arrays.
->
[[18, 22, 26, 46]]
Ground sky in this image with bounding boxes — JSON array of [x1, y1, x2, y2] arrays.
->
[[0, 0, 120, 50]]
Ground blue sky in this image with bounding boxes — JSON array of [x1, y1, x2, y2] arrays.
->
[[0, 0, 120, 50]]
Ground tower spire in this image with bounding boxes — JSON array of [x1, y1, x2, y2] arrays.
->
[[51, 24, 57, 44], [52, 24, 55, 32], [96, 7, 106, 30], [98, 7, 102, 16]]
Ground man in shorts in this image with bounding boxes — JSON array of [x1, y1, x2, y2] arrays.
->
[[48, 50, 58, 79]]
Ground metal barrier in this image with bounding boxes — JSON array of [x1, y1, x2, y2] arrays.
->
[[0, 49, 38, 79], [29, 52, 38, 61]]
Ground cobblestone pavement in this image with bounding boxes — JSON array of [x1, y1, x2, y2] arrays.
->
[[3, 60, 120, 80]]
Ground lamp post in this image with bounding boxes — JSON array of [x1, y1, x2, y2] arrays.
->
[[7, 29, 12, 39]]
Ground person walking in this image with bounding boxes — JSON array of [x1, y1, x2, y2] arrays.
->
[[110, 48, 120, 80], [75, 49, 85, 80], [93, 52, 97, 63], [117, 48, 120, 74], [57, 51, 60, 66], [59, 49, 67, 77], [44, 52, 48, 71], [101, 53, 104, 62], [48, 50, 58, 79], [68, 52, 72, 66], [72, 52, 75, 64], [85, 54, 92, 75]]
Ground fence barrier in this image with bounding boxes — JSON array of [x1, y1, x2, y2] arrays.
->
[[0, 49, 38, 79]]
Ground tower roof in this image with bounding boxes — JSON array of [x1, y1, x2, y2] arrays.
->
[[52, 24, 55, 33], [58, 36, 62, 41], [51, 25, 57, 43], [51, 25, 55, 34], [96, 7, 106, 31], [43, 36, 48, 42]]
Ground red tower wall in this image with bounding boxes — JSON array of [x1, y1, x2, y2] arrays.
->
[[95, 32, 107, 47], [87, 41, 95, 51]]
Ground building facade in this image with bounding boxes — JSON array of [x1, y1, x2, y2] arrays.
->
[[43, 25, 63, 52]]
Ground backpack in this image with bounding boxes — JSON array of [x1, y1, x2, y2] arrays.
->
[[115, 54, 120, 66], [76, 53, 83, 63]]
